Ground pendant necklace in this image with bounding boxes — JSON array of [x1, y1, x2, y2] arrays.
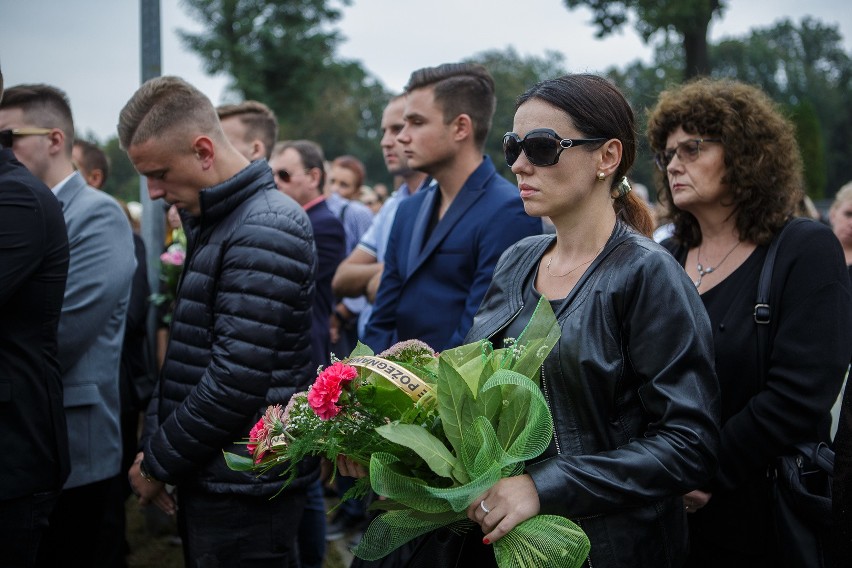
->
[[546, 242, 607, 278], [695, 240, 741, 289]]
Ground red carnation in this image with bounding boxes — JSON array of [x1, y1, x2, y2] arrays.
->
[[308, 362, 357, 420]]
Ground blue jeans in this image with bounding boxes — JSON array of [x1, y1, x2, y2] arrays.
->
[[177, 486, 307, 567], [0, 491, 59, 568]]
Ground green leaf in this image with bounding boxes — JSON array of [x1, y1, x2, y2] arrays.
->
[[349, 341, 374, 358], [223, 451, 256, 471], [376, 423, 465, 482], [493, 515, 590, 568], [436, 358, 475, 459]]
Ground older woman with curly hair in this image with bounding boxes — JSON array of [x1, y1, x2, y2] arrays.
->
[[648, 78, 852, 566]]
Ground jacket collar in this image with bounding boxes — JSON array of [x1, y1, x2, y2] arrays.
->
[[189, 159, 274, 228], [405, 156, 498, 277]]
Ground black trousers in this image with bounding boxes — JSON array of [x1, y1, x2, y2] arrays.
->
[[0, 491, 60, 568], [36, 478, 111, 567], [177, 486, 307, 568]]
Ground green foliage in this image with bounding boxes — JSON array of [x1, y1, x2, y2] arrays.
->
[[789, 101, 826, 199], [710, 17, 852, 198], [563, 0, 727, 78], [465, 48, 568, 181], [179, 0, 391, 186], [76, 135, 140, 203]]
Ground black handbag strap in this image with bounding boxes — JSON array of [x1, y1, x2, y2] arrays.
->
[[755, 217, 809, 384], [754, 217, 831, 465]]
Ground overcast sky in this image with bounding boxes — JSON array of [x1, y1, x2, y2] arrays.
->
[[1, 0, 850, 141]]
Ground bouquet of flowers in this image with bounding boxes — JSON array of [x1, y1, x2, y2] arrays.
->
[[149, 228, 186, 325], [225, 299, 590, 568]]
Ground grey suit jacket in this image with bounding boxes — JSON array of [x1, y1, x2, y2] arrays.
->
[[54, 172, 135, 489]]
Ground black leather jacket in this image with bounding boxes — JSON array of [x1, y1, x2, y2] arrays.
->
[[466, 222, 721, 568]]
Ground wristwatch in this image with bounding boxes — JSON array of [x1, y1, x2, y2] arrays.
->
[[139, 458, 156, 482]]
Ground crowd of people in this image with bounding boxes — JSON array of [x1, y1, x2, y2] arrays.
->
[[1, 56, 851, 568]]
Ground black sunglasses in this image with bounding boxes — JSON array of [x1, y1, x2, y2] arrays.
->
[[274, 168, 315, 183], [0, 127, 53, 148], [503, 129, 607, 167]]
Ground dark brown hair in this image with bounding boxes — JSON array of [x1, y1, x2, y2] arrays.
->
[[517, 74, 654, 237], [0, 83, 75, 156], [216, 100, 278, 160], [647, 78, 802, 246], [332, 155, 366, 189], [405, 62, 496, 151], [73, 139, 110, 183]]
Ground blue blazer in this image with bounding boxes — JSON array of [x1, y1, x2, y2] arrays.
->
[[364, 157, 541, 353], [54, 172, 136, 489]]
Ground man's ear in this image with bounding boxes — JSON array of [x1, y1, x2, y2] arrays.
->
[[250, 140, 264, 161], [191, 136, 215, 170], [451, 114, 473, 143], [88, 169, 105, 189], [47, 128, 65, 157]]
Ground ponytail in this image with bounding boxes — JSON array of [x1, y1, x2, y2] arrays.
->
[[611, 177, 654, 237]]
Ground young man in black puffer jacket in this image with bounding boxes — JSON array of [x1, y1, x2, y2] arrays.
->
[[121, 76, 317, 567]]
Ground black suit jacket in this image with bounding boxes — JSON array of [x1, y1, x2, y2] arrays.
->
[[0, 148, 71, 499], [306, 198, 346, 367]]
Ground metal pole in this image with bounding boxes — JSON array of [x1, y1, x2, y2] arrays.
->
[[140, 0, 164, 359]]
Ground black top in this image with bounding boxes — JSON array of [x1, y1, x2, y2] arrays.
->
[[662, 219, 852, 564]]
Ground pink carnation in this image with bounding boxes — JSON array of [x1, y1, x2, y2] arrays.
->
[[246, 417, 266, 459], [307, 362, 357, 420]]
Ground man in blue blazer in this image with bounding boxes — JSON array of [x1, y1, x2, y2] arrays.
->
[[363, 63, 541, 353], [0, 84, 136, 567]]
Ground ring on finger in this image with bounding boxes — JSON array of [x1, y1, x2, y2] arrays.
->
[[480, 500, 491, 514]]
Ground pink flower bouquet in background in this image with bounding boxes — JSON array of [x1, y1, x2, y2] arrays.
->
[[225, 299, 591, 568], [149, 231, 186, 324]]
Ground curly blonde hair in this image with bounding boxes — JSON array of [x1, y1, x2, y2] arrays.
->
[[646, 78, 803, 247]]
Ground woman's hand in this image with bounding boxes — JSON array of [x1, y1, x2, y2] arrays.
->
[[336, 455, 368, 479], [683, 489, 712, 513], [467, 475, 540, 544]]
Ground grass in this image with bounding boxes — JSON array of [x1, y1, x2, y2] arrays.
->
[[124, 498, 350, 568]]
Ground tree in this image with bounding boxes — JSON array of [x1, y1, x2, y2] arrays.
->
[[101, 137, 142, 204], [563, 0, 726, 79], [710, 17, 852, 197], [179, 0, 392, 186], [466, 48, 568, 180], [180, 0, 351, 120]]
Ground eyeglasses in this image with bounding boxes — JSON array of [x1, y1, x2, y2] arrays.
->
[[0, 127, 53, 148], [655, 138, 721, 171], [274, 168, 312, 183], [503, 129, 607, 167]]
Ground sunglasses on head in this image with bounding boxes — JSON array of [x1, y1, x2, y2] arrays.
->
[[0, 127, 53, 148], [654, 138, 721, 171], [503, 129, 607, 167]]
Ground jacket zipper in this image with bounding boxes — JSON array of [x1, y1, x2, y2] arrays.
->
[[485, 303, 524, 342], [540, 365, 562, 455]]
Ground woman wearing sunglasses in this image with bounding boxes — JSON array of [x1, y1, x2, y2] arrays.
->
[[457, 74, 722, 567], [648, 78, 852, 566]]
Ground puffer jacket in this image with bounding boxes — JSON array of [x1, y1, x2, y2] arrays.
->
[[142, 160, 317, 496], [465, 221, 721, 568]]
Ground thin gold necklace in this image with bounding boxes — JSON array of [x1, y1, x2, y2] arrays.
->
[[695, 240, 741, 288], [546, 242, 607, 278]]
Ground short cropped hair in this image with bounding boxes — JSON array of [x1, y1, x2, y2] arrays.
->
[[273, 140, 326, 190], [405, 63, 496, 150], [832, 181, 852, 212], [331, 155, 366, 189], [74, 139, 110, 183], [216, 100, 278, 160], [0, 83, 75, 156], [647, 78, 803, 247], [118, 76, 222, 150]]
